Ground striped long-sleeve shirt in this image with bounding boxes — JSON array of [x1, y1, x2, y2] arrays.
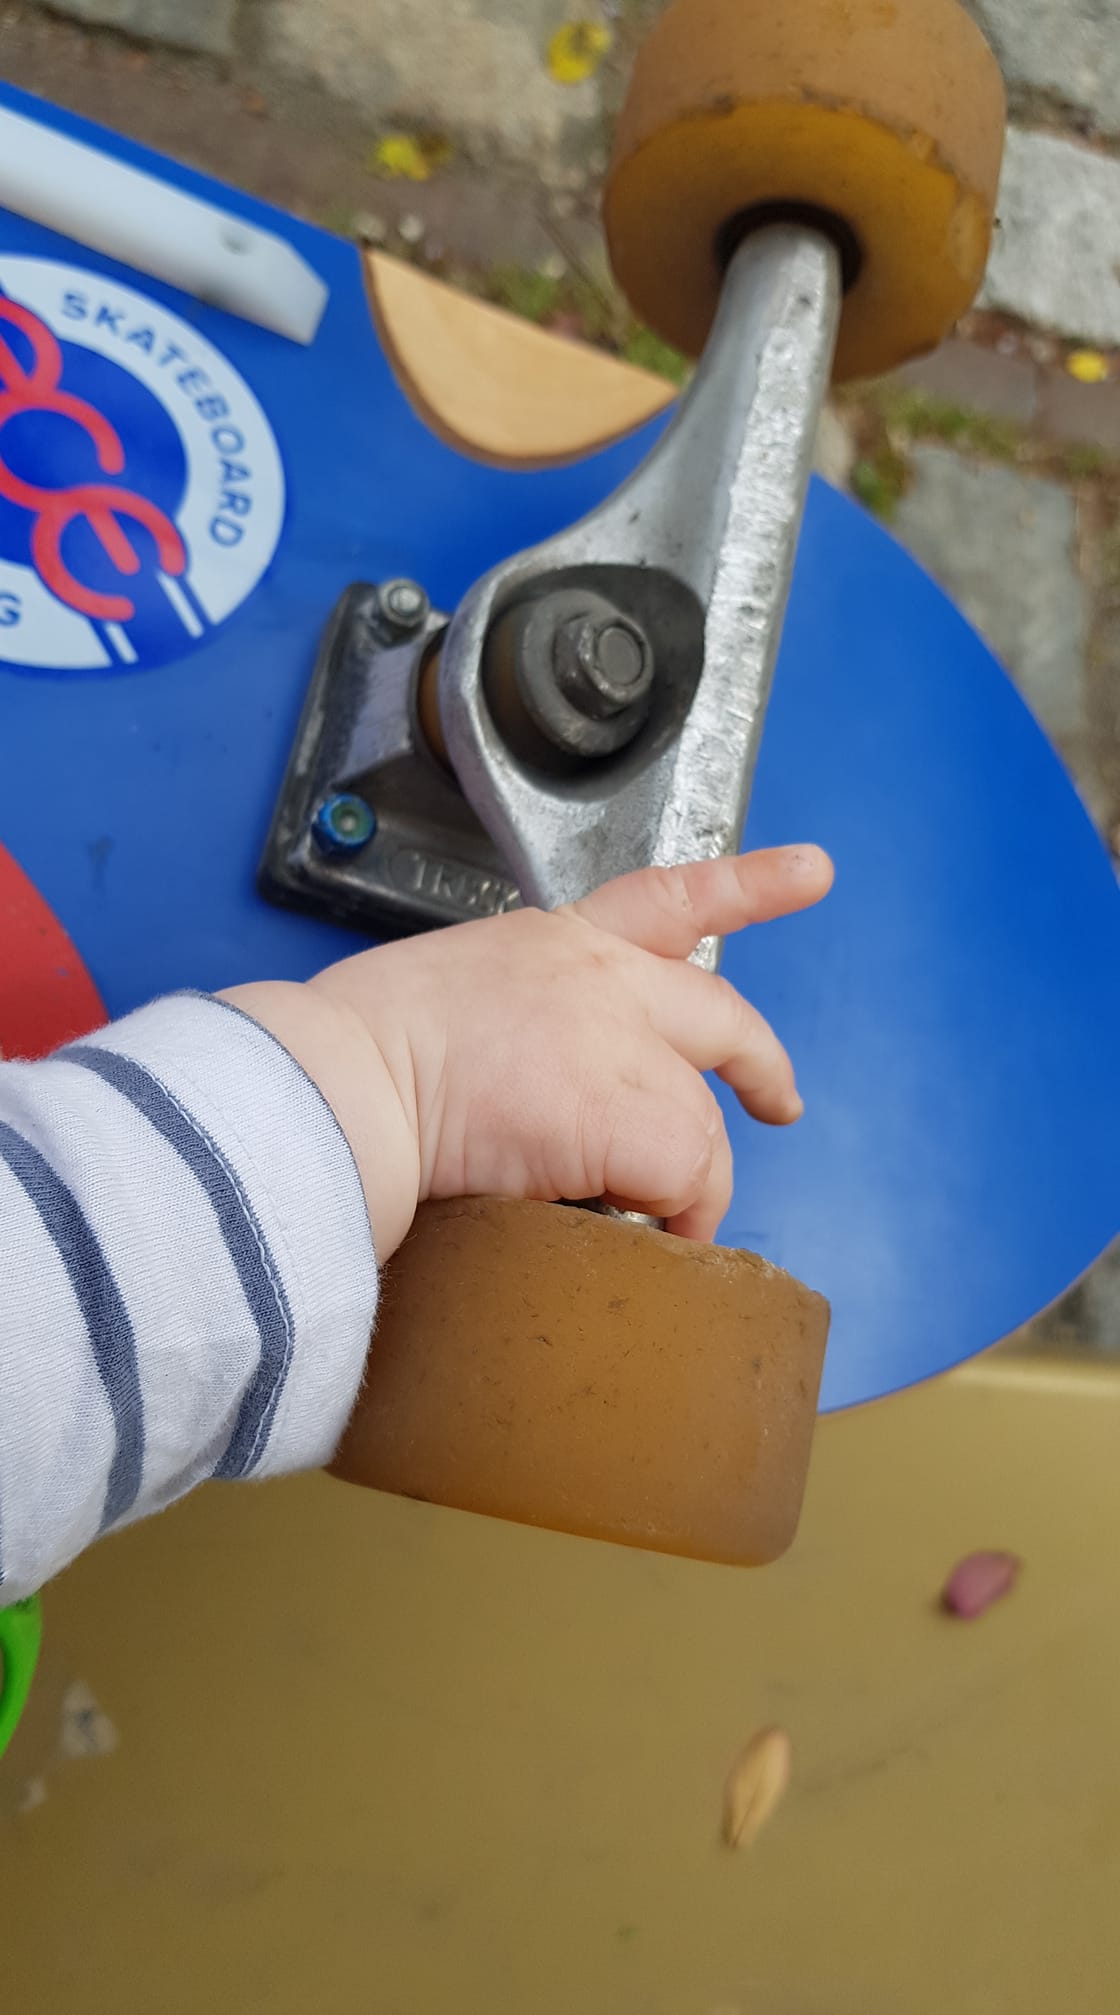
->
[[0, 992, 379, 1599]]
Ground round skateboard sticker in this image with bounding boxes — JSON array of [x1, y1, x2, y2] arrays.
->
[[0, 255, 285, 676]]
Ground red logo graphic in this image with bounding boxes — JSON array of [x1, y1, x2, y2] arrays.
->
[[0, 841, 105, 1059], [0, 295, 186, 622]]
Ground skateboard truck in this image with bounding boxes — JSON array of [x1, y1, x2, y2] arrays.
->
[[262, 223, 841, 953], [283, 0, 1006, 1568]]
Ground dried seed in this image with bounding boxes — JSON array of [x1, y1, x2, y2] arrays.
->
[[722, 1726, 792, 1850], [941, 1550, 1021, 1620]]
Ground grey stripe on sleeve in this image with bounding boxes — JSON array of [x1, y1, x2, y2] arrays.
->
[[64, 1047, 295, 1479], [0, 1118, 145, 1532]]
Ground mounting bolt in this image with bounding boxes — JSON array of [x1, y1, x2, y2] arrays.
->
[[553, 611, 654, 722], [311, 793, 377, 856], [376, 578, 429, 636]]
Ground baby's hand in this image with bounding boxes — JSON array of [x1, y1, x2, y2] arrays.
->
[[224, 846, 832, 1260]]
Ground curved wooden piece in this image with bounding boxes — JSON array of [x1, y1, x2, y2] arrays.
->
[[364, 250, 673, 468]]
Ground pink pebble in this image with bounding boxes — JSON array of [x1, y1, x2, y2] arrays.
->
[[941, 1551, 1022, 1620]]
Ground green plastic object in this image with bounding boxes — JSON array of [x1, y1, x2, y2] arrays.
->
[[0, 1597, 43, 1760]]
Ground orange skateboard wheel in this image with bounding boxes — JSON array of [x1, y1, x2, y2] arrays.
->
[[331, 1198, 830, 1567], [604, 0, 1006, 382]]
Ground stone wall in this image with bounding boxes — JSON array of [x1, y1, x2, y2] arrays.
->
[[24, 0, 1120, 159], [258, 0, 605, 174], [26, 0, 612, 177]]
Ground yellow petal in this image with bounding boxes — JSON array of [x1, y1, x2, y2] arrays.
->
[[369, 132, 452, 182], [547, 19, 612, 85], [1066, 348, 1111, 384]]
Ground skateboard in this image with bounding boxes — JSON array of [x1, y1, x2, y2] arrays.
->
[[0, 66, 1115, 1428]]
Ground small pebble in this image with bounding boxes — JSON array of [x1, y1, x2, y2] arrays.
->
[[397, 213, 426, 246], [548, 164, 588, 194], [941, 1550, 1021, 1619], [18, 1776, 47, 1815], [546, 310, 586, 340], [352, 210, 388, 246]]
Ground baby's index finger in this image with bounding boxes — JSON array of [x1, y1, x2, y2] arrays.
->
[[570, 847, 833, 958]]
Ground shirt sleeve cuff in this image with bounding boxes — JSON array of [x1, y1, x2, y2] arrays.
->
[[78, 991, 378, 1476]]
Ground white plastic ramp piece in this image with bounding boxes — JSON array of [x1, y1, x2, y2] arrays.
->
[[0, 104, 329, 345]]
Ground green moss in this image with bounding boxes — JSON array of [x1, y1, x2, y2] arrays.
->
[[850, 446, 909, 522], [485, 263, 565, 325], [483, 262, 609, 340], [844, 378, 1120, 492], [619, 325, 690, 385], [1059, 442, 1109, 482], [871, 387, 1025, 463], [318, 200, 356, 238], [480, 260, 689, 385]]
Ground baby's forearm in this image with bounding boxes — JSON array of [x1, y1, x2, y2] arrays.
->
[[0, 849, 829, 1596], [0, 994, 377, 1598], [221, 977, 422, 1262]]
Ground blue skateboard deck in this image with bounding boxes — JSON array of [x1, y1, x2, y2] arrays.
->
[[1, 80, 1117, 1412]]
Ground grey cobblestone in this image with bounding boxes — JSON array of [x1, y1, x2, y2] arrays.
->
[[965, 0, 1120, 140], [981, 127, 1120, 349], [893, 447, 1092, 774], [35, 0, 236, 58], [259, 0, 600, 174]]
